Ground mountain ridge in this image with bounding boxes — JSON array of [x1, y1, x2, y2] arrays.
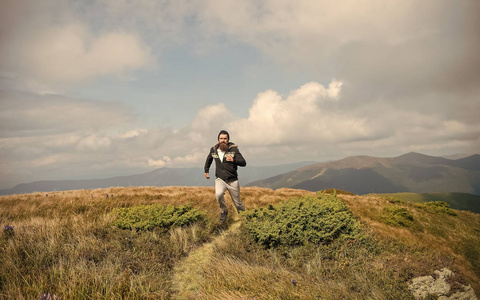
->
[[3, 152, 479, 196], [247, 152, 480, 195], [0, 161, 316, 195]]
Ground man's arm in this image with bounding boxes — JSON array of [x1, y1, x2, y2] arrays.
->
[[233, 148, 246, 167], [204, 150, 213, 179]]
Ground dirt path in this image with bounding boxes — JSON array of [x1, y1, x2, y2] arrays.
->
[[172, 221, 241, 299]]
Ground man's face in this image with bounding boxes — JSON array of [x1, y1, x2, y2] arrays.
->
[[218, 134, 229, 144], [218, 134, 229, 151]]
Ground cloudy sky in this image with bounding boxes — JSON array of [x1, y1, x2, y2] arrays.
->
[[1, 0, 479, 189]]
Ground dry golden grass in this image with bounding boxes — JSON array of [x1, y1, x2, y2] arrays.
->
[[1, 186, 479, 299], [342, 193, 480, 291], [0, 186, 313, 222]]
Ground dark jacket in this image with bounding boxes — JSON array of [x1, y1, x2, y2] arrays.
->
[[204, 142, 246, 182]]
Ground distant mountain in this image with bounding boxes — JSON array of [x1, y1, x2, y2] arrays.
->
[[4, 153, 479, 196], [0, 161, 316, 195], [441, 153, 477, 160], [247, 152, 480, 195]]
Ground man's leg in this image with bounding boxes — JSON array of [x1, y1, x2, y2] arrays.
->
[[215, 178, 228, 213], [226, 180, 245, 212]]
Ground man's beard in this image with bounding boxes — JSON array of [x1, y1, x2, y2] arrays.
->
[[219, 142, 229, 152]]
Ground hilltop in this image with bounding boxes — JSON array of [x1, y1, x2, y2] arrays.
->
[[1, 186, 479, 299]]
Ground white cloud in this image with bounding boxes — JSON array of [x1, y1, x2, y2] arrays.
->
[[228, 80, 372, 145], [148, 159, 166, 168], [119, 129, 148, 139], [193, 0, 425, 59], [23, 25, 153, 85], [172, 151, 206, 164], [0, 1, 154, 90], [30, 154, 68, 168], [190, 103, 232, 132], [77, 135, 111, 150], [0, 90, 134, 138], [148, 156, 172, 167]]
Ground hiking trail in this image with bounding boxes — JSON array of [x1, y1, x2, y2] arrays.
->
[[172, 220, 241, 299]]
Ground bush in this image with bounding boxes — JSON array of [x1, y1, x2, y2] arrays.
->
[[242, 193, 362, 248], [422, 201, 457, 216], [382, 206, 414, 227], [112, 204, 205, 230]]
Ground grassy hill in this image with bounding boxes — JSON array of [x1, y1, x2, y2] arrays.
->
[[1, 186, 479, 299]]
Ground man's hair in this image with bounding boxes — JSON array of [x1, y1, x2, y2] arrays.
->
[[218, 130, 230, 141]]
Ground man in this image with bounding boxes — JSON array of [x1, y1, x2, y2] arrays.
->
[[204, 130, 247, 222]]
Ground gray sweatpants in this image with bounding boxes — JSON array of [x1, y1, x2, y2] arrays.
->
[[215, 178, 245, 213]]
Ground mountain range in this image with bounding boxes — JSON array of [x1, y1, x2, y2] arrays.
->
[[0, 161, 315, 195], [1, 152, 479, 196], [247, 152, 480, 195]]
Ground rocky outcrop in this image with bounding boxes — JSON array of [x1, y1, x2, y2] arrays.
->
[[409, 268, 477, 300]]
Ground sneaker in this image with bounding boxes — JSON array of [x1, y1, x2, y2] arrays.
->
[[220, 211, 228, 223]]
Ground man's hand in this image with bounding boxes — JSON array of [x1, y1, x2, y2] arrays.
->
[[226, 156, 234, 162], [204, 173, 210, 179]]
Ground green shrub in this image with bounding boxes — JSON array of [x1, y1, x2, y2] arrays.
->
[[242, 193, 362, 248], [382, 206, 414, 227], [112, 204, 205, 230], [422, 201, 457, 216]]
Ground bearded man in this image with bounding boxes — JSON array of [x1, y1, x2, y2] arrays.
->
[[204, 130, 247, 222]]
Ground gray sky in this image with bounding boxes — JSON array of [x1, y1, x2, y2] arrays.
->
[[1, 0, 479, 188]]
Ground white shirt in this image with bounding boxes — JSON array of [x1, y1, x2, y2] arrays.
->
[[217, 149, 225, 162]]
